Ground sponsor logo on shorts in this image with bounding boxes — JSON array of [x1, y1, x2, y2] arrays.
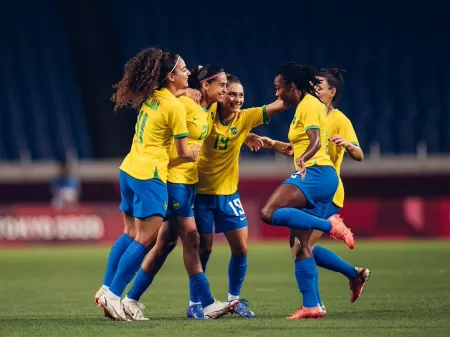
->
[[173, 202, 180, 210], [164, 202, 168, 210]]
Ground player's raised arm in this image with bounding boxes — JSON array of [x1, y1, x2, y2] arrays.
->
[[264, 98, 290, 118]]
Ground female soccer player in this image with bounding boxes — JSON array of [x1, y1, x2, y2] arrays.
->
[[309, 68, 370, 306], [259, 62, 354, 320], [192, 74, 288, 318], [248, 68, 371, 311], [121, 73, 288, 319], [122, 65, 239, 320], [97, 48, 200, 321]]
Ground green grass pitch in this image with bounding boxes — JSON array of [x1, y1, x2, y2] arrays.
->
[[1, 241, 449, 337]]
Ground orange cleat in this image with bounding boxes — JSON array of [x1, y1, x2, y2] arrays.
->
[[328, 214, 355, 249], [349, 267, 371, 303], [286, 305, 325, 320]]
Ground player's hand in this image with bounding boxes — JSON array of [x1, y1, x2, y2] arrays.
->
[[259, 136, 275, 149], [329, 134, 350, 148], [277, 97, 291, 110], [190, 144, 201, 161], [282, 143, 294, 156], [295, 157, 306, 180], [244, 133, 264, 152], [185, 88, 202, 104]]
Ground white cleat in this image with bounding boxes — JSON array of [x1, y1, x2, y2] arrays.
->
[[122, 300, 149, 321], [94, 286, 108, 307], [98, 293, 129, 321], [204, 300, 239, 320]]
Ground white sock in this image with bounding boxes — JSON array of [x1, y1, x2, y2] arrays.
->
[[106, 290, 120, 301], [122, 296, 133, 303], [101, 285, 109, 291], [189, 301, 201, 306], [228, 294, 239, 301]]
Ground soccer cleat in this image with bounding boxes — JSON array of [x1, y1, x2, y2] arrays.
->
[[186, 304, 205, 319], [94, 286, 107, 307], [204, 300, 239, 320], [122, 299, 149, 321], [328, 214, 355, 249], [320, 304, 328, 315], [349, 267, 371, 303], [286, 305, 325, 320], [98, 293, 129, 321], [232, 299, 255, 318]]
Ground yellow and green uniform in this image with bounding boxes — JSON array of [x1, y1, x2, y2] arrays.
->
[[119, 88, 188, 219], [195, 106, 269, 233]]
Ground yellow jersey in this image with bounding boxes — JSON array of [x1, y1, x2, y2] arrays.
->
[[327, 109, 359, 208], [288, 94, 333, 169], [167, 97, 217, 184], [120, 88, 189, 183], [197, 106, 269, 195]]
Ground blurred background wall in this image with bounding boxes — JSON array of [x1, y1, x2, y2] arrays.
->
[[1, 0, 449, 245]]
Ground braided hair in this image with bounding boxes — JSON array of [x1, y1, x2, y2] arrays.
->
[[276, 62, 321, 99]]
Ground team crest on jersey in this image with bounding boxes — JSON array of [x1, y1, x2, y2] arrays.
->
[[230, 127, 238, 135], [164, 202, 168, 210], [173, 201, 180, 210]]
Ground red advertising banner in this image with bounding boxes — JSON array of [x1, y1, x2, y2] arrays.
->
[[0, 198, 449, 247]]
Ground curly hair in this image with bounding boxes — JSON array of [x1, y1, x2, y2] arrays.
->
[[111, 48, 179, 111], [277, 62, 321, 99], [317, 68, 346, 104]]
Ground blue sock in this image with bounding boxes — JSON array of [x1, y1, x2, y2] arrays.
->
[[189, 276, 200, 304], [103, 233, 134, 287], [294, 257, 318, 308], [200, 253, 210, 273], [273, 208, 332, 233], [228, 255, 248, 297], [315, 269, 322, 307], [109, 241, 149, 297], [190, 272, 214, 308], [313, 246, 357, 280], [127, 268, 154, 301]]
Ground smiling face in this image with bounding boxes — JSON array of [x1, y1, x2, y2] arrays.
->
[[203, 73, 228, 103], [223, 82, 244, 113]]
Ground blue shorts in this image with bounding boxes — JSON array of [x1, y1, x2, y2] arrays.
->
[[326, 203, 341, 219], [283, 166, 338, 219], [166, 183, 196, 218], [119, 170, 168, 220], [195, 191, 248, 234]]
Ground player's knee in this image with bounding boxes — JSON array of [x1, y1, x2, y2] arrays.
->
[[260, 206, 274, 224], [231, 245, 248, 257], [164, 237, 178, 255], [185, 230, 200, 249], [200, 243, 212, 257]]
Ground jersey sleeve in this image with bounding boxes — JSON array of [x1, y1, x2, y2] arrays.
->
[[168, 102, 189, 139], [241, 106, 269, 131], [340, 117, 360, 147], [302, 102, 322, 132]]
